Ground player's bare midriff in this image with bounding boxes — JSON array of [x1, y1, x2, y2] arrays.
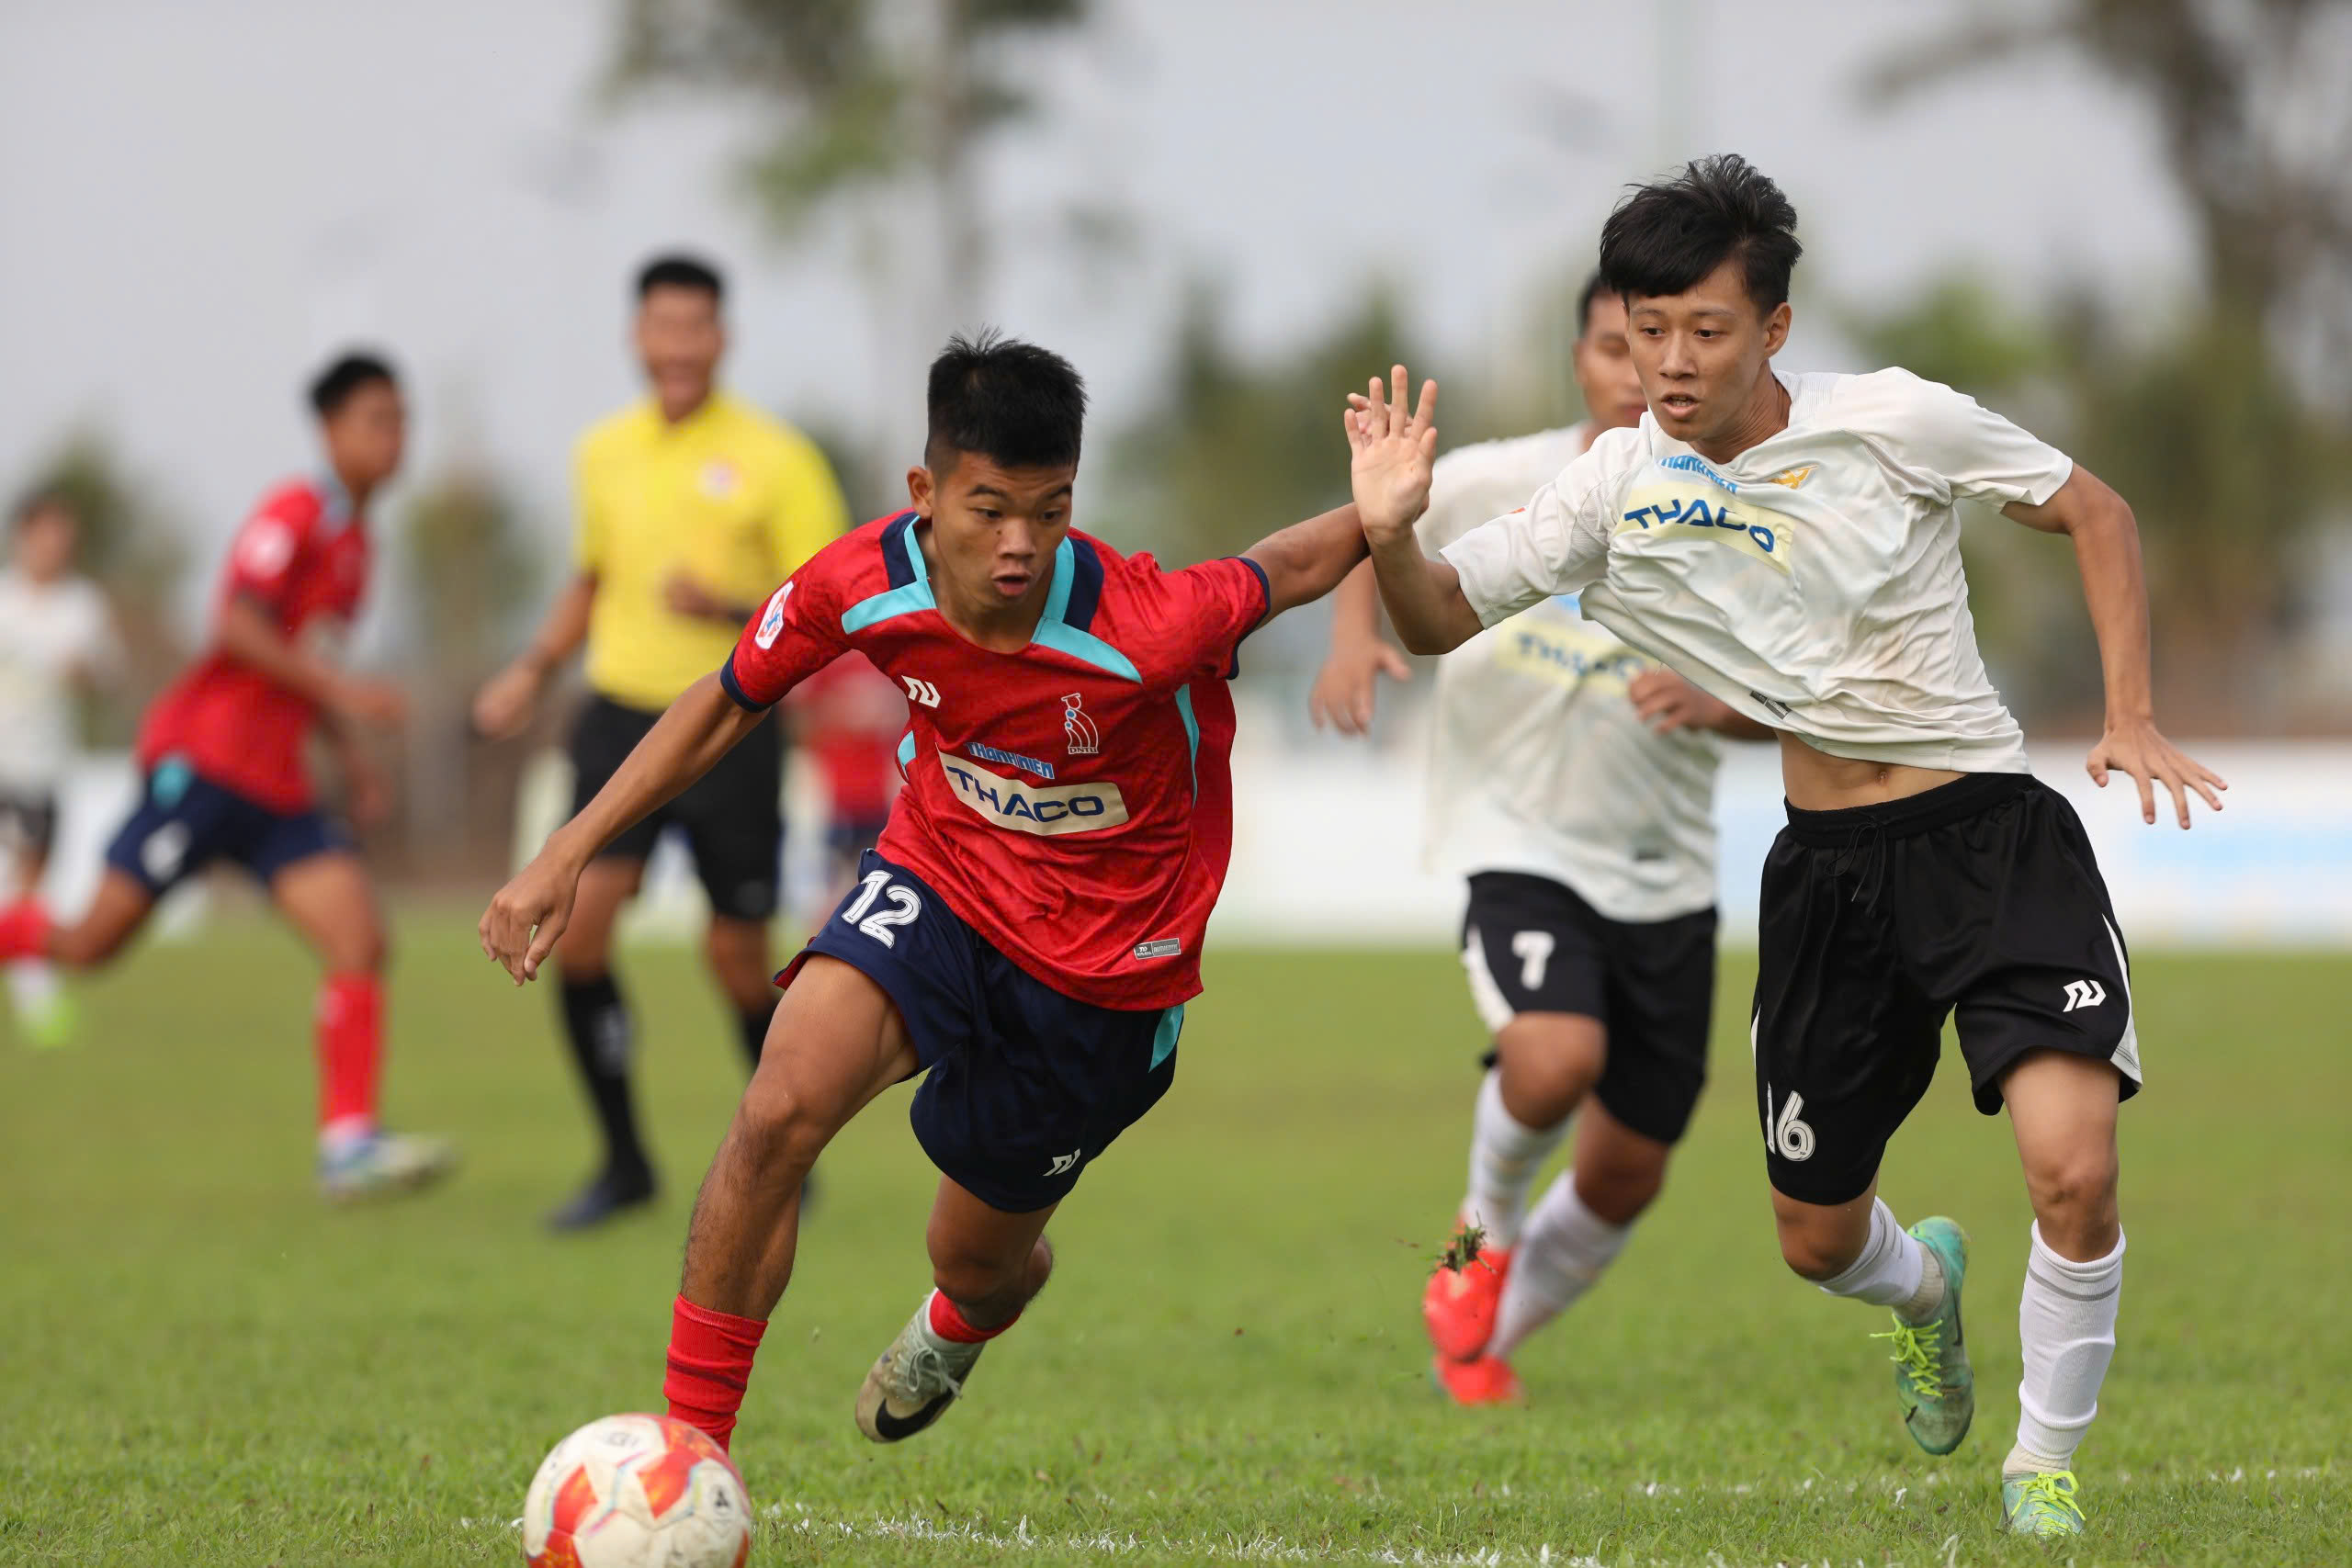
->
[[1777, 731, 1966, 812]]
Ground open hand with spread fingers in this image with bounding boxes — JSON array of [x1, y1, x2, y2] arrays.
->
[[2086, 719, 2227, 829], [1346, 366, 1439, 546]]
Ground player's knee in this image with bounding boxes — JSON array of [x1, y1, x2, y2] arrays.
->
[[1497, 1021, 1603, 1123], [2021, 1145, 2120, 1240], [730, 1080, 831, 1176]]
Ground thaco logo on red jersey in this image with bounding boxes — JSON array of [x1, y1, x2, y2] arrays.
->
[[939, 752, 1127, 836]]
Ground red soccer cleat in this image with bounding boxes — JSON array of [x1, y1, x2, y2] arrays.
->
[[1422, 1232, 1511, 1360], [1431, 1353, 1522, 1406], [0, 898, 50, 963]]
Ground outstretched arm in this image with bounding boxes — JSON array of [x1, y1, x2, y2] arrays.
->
[[1348, 367, 1485, 655], [1243, 504, 1372, 618], [480, 673, 764, 983], [2005, 465, 2225, 828]]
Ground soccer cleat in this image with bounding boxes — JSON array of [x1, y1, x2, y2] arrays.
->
[[1874, 1215, 1973, 1455], [318, 1130, 458, 1203], [1422, 1224, 1510, 1361], [1430, 1353, 1521, 1406], [545, 1164, 657, 1231], [2002, 1469, 2086, 1539], [855, 1299, 986, 1444]]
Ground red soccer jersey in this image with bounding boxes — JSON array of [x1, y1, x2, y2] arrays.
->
[[723, 511, 1270, 1010], [137, 478, 371, 812]]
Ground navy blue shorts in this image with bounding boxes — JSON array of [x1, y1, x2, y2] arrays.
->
[[104, 756, 351, 896], [787, 849, 1185, 1213]]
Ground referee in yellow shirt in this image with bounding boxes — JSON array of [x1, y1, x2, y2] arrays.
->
[[475, 254, 848, 1229]]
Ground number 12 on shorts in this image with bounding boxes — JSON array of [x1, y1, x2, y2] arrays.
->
[[1761, 1083, 1815, 1162], [842, 869, 923, 948]]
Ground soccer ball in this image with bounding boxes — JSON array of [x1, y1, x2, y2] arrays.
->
[[521, 1413, 753, 1568]]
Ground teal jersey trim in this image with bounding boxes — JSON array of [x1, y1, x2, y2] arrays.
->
[[895, 730, 917, 770], [1150, 1003, 1185, 1070], [1172, 683, 1200, 796], [1034, 536, 1141, 683], [842, 523, 936, 634]]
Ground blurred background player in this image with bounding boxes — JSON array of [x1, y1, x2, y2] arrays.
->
[[786, 651, 908, 921], [473, 254, 850, 1231], [0, 491, 122, 1047], [1310, 275, 1771, 1404], [0, 353, 453, 1201]]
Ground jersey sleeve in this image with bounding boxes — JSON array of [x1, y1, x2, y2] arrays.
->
[[1853, 369, 2075, 507], [718, 547, 853, 711], [222, 496, 314, 612], [1136, 556, 1272, 683], [570, 437, 608, 576], [1438, 444, 1618, 626], [765, 434, 852, 581]]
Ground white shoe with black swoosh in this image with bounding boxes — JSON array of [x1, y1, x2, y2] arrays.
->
[[854, 1299, 985, 1443]]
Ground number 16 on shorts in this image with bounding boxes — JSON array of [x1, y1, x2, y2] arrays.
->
[[1761, 1083, 1815, 1162], [842, 869, 923, 948]]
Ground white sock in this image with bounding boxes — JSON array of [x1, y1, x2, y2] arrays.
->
[[1487, 1173, 1631, 1359], [2011, 1222, 2124, 1472], [1816, 1198, 1943, 1322], [1459, 1069, 1569, 1248], [7, 959, 60, 1015]]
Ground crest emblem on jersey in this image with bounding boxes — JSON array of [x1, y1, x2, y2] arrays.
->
[[1765, 465, 1815, 491], [699, 460, 740, 499], [1061, 693, 1100, 756], [754, 582, 793, 649]]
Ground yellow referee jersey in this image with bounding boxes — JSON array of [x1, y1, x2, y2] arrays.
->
[[574, 392, 850, 709]]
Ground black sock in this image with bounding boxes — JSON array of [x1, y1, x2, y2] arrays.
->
[[560, 972, 650, 1179], [734, 998, 778, 1073]]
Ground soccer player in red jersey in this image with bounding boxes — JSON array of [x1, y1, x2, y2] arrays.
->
[[481, 333, 1422, 1449], [0, 354, 456, 1201]]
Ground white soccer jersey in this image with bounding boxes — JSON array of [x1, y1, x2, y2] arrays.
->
[[1417, 424, 1722, 923], [1440, 369, 2073, 775], [0, 571, 116, 791]]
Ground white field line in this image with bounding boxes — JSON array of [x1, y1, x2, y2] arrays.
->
[[458, 1466, 2335, 1564]]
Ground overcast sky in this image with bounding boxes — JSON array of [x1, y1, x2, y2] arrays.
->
[[0, 0, 2196, 634]]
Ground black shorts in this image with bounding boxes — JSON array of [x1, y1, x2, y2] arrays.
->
[[102, 757, 349, 895], [1753, 773, 2142, 1206], [571, 693, 783, 921], [786, 849, 1183, 1213], [1460, 872, 1717, 1145], [0, 789, 60, 861]]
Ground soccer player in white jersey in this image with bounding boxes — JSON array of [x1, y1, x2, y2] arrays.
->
[[1344, 157, 2224, 1540], [0, 492, 119, 1048], [1309, 274, 1770, 1404]]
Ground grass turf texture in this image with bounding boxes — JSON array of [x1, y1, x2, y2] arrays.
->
[[1, 916, 2343, 1566]]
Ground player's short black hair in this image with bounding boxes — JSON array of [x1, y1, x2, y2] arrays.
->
[[1599, 154, 1803, 314], [10, 489, 75, 531], [924, 329, 1087, 474], [308, 352, 399, 419], [637, 253, 725, 303], [1574, 270, 1611, 337]]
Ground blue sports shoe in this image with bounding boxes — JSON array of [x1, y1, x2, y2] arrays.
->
[[1873, 1215, 1972, 1455], [2002, 1469, 2086, 1539]]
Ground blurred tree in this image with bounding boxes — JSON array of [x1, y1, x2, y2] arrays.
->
[[13, 430, 188, 743], [610, 0, 1088, 339], [395, 465, 539, 875], [1862, 1, 2352, 729]]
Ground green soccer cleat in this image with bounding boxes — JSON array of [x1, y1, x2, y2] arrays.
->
[[1873, 1215, 1973, 1455], [17, 991, 78, 1051], [318, 1130, 458, 1203], [2002, 1469, 2086, 1539]]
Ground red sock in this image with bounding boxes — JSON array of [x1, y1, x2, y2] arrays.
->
[[0, 898, 50, 963], [665, 1296, 767, 1450], [927, 1289, 1017, 1345], [315, 973, 383, 1136]]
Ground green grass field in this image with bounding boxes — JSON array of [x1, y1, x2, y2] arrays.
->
[[2, 915, 2344, 1566]]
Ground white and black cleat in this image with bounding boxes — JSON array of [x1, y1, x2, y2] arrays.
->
[[854, 1298, 986, 1444]]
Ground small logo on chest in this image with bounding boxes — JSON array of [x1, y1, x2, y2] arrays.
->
[[1062, 693, 1100, 756], [902, 676, 941, 708]]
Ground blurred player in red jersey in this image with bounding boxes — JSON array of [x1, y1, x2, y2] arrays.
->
[[0, 353, 456, 1201], [481, 333, 1413, 1450], [786, 652, 907, 910]]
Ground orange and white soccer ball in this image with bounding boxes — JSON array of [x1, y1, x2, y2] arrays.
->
[[521, 1414, 752, 1568]]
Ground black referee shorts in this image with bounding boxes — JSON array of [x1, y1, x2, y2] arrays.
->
[[570, 693, 784, 921], [1752, 773, 2141, 1207]]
